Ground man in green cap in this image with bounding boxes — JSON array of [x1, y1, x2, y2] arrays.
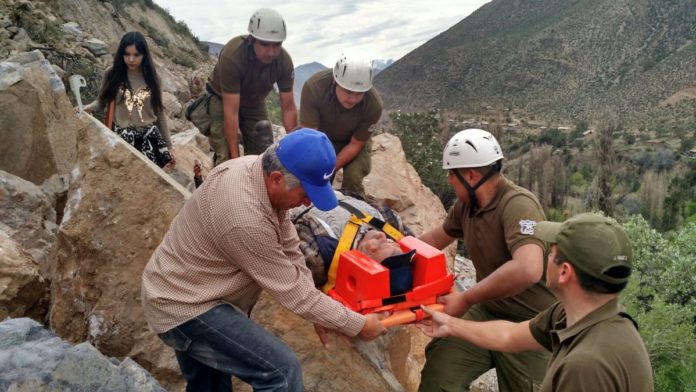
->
[[416, 213, 654, 392]]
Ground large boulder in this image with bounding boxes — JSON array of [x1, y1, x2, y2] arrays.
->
[[0, 170, 58, 276], [49, 114, 190, 390], [0, 318, 165, 391], [0, 229, 49, 322], [0, 50, 78, 185], [235, 292, 429, 392], [235, 293, 397, 391]]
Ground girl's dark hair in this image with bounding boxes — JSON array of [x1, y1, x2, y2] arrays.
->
[[98, 31, 162, 111]]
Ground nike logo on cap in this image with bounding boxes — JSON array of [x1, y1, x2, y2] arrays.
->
[[323, 169, 335, 180]]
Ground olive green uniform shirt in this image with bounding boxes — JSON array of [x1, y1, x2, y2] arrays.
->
[[442, 176, 555, 321], [529, 298, 654, 392], [208, 35, 294, 108], [299, 69, 383, 144]]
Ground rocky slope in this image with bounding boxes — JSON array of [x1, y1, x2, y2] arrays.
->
[[0, 0, 211, 130]]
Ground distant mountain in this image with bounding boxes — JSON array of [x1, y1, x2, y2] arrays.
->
[[293, 62, 328, 106], [372, 59, 394, 76], [375, 0, 696, 130], [202, 41, 224, 57]]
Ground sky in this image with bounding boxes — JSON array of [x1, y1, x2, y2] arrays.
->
[[154, 0, 491, 67]]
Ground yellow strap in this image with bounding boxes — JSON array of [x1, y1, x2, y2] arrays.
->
[[322, 214, 404, 293], [381, 221, 404, 241]]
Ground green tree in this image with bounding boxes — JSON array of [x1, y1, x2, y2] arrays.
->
[[389, 110, 455, 207], [663, 160, 696, 230], [573, 120, 588, 138], [568, 171, 586, 195], [586, 125, 617, 215]]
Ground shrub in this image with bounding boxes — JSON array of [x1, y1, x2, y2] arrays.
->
[[172, 52, 196, 69], [538, 127, 566, 148], [622, 216, 696, 391]]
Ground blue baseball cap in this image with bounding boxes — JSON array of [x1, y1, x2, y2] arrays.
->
[[276, 129, 338, 211]]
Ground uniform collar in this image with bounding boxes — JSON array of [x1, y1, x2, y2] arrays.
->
[[553, 297, 622, 344]]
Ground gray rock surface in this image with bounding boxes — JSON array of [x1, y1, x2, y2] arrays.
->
[[81, 37, 108, 56], [0, 318, 166, 391]]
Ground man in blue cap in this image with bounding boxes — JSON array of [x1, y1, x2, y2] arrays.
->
[[142, 128, 387, 391]]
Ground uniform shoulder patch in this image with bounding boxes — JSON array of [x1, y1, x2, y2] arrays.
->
[[519, 219, 537, 235]]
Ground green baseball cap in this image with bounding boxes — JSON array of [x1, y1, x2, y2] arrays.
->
[[534, 213, 632, 285]]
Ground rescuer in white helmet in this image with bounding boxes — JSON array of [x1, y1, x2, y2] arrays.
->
[[417, 129, 555, 392], [298, 53, 383, 194], [194, 8, 297, 166]]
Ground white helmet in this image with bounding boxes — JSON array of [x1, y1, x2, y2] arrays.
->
[[248, 8, 286, 42], [333, 55, 373, 93], [442, 129, 504, 170]]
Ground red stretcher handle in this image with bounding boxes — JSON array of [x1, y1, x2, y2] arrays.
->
[[380, 304, 444, 327]]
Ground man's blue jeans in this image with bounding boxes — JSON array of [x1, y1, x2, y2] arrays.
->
[[158, 304, 303, 392]]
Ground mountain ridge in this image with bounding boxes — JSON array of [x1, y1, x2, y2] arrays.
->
[[375, 0, 696, 130]]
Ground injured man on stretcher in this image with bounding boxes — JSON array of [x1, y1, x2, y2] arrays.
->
[[293, 190, 453, 329], [291, 190, 416, 295]]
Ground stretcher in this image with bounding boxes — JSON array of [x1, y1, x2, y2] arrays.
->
[[327, 235, 453, 327]]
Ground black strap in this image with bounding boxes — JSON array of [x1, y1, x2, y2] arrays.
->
[[382, 295, 407, 305], [338, 200, 366, 219], [205, 82, 221, 98], [618, 311, 640, 331], [453, 160, 501, 217], [337, 200, 397, 240], [292, 206, 315, 224]]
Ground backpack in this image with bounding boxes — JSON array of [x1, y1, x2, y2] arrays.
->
[[185, 93, 212, 136]]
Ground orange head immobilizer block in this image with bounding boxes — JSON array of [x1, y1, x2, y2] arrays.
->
[[328, 236, 454, 327]]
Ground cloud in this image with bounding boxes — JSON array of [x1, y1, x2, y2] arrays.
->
[[155, 0, 491, 65]]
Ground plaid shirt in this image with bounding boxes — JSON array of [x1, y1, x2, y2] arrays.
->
[[141, 155, 366, 335]]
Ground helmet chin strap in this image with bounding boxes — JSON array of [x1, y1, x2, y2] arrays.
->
[[453, 161, 502, 217]]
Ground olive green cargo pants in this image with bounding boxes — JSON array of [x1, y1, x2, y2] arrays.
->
[[332, 140, 372, 194], [419, 304, 548, 392], [207, 94, 273, 166]]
